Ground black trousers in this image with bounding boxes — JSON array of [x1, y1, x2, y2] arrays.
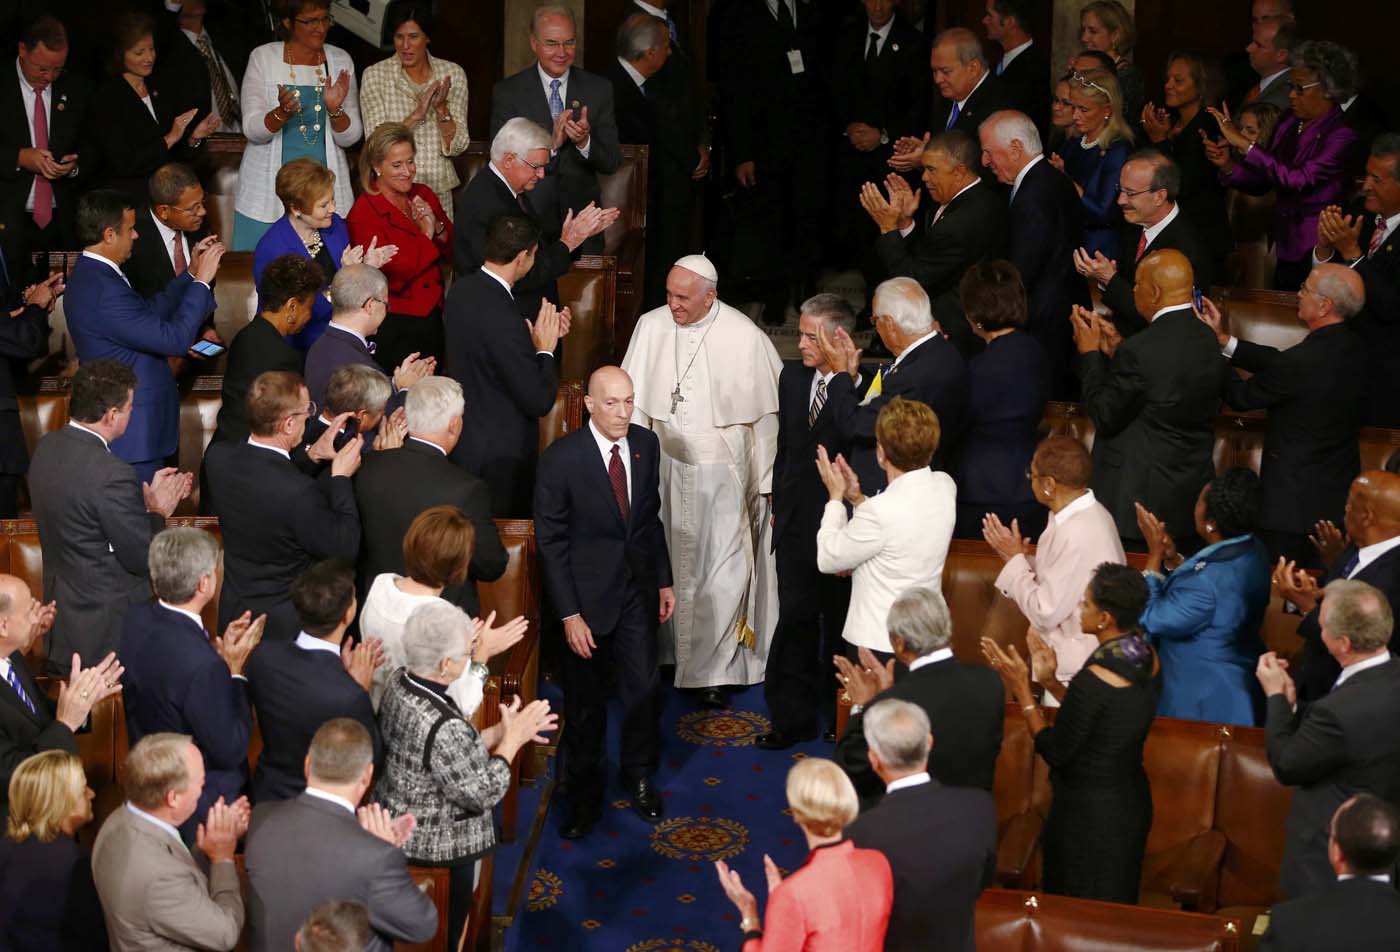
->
[[764, 537, 850, 734], [372, 308, 444, 377], [560, 583, 661, 807], [0, 473, 20, 519]]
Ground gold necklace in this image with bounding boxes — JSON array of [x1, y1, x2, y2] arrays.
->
[[286, 54, 328, 147]]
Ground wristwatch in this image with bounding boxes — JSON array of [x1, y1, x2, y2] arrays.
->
[[879, 129, 889, 146]]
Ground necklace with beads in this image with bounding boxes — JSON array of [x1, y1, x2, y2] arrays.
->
[[286, 53, 328, 146]]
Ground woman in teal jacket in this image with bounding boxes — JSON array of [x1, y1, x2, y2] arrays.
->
[[1135, 468, 1271, 726]]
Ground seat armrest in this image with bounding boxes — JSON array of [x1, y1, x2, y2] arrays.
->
[[996, 810, 1044, 888], [1164, 831, 1227, 912]]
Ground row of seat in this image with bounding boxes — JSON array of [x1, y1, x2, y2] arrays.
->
[[977, 889, 1242, 952]]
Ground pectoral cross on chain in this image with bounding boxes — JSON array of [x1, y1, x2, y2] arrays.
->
[[669, 385, 685, 414]]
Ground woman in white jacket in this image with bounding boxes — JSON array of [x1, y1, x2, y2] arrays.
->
[[233, 0, 363, 250], [816, 397, 956, 658]]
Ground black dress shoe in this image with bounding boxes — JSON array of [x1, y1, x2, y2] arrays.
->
[[755, 728, 816, 750], [560, 803, 601, 839], [698, 686, 729, 709], [628, 777, 664, 822]]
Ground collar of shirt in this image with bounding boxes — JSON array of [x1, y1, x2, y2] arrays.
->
[[149, 212, 189, 268], [0, 656, 13, 681], [126, 802, 185, 847], [157, 600, 206, 631], [1054, 489, 1098, 526], [329, 322, 370, 349], [867, 17, 894, 47], [538, 63, 568, 101], [635, 0, 668, 17], [488, 162, 519, 199], [247, 436, 291, 459], [588, 418, 630, 462], [1338, 873, 1394, 883], [909, 647, 953, 671], [303, 786, 357, 815], [1373, 211, 1400, 247], [1001, 38, 1033, 70], [67, 419, 111, 449], [893, 329, 939, 368], [765, 0, 795, 23], [408, 435, 447, 455], [1334, 650, 1392, 689], [885, 771, 931, 793], [1143, 203, 1181, 247], [1354, 534, 1400, 576], [295, 631, 342, 656], [81, 250, 131, 286], [15, 58, 48, 102], [481, 265, 514, 298], [957, 70, 989, 110], [618, 57, 647, 90], [1010, 154, 1043, 203], [1258, 67, 1289, 91], [1149, 302, 1195, 324], [809, 368, 837, 404], [1341, 94, 1357, 112]]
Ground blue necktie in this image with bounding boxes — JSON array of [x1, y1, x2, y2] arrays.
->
[[946, 101, 961, 130], [996, 59, 1005, 76], [6, 666, 36, 715], [666, 14, 679, 45], [548, 78, 564, 122], [1338, 548, 1361, 579]]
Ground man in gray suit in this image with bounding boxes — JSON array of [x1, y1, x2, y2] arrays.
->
[[91, 733, 248, 951], [490, 4, 621, 254], [245, 718, 438, 952], [27, 359, 191, 672], [1241, 19, 1297, 111]]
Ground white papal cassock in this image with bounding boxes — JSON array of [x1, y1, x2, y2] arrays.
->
[[621, 298, 783, 688]]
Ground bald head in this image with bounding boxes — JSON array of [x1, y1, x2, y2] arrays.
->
[[1346, 471, 1400, 545], [585, 366, 635, 442], [1132, 248, 1195, 320], [0, 573, 38, 658], [1303, 264, 1366, 326]]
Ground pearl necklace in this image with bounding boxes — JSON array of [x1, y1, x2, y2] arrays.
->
[[286, 55, 329, 146]]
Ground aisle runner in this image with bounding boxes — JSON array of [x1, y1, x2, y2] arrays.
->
[[506, 685, 834, 951]]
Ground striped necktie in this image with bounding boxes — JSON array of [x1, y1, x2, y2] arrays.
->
[[1370, 216, 1387, 257], [809, 377, 827, 427], [6, 665, 36, 715]]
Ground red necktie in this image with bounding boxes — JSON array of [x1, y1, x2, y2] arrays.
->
[[1244, 84, 1261, 104], [173, 235, 188, 276], [1370, 216, 1387, 257], [30, 87, 53, 229], [609, 444, 629, 522], [1135, 229, 1149, 262]]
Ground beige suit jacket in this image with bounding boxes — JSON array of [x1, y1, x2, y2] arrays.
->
[[91, 804, 244, 951]]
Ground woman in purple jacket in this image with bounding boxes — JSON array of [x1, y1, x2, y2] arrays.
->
[[1204, 40, 1361, 291]]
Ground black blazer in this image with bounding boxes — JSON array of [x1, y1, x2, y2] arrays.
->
[[0, 302, 49, 474], [451, 167, 573, 322], [1267, 658, 1400, 899], [874, 179, 1009, 355], [605, 57, 703, 205], [122, 206, 211, 300], [826, 332, 968, 493], [846, 779, 997, 952], [1008, 158, 1087, 395], [88, 75, 192, 202], [995, 41, 1052, 137], [535, 423, 672, 634], [443, 270, 559, 517], [203, 440, 361, 641], [0, 69, 89, 269], [152, 7, 247, 126], [246, 638, 381, 804], [1102, 209, 1215, 336], [1347, 216, 1400, 427], [304, 324, 392, 410], [930, 72, 1018, 141], [1154, 109, 1233, 264], [213, 317, 304, 445], [0, 832, 108, 950], [353, 438, 508, 617], [952, 331, 1048, 510], [1258, 877, 1400, 951], [488, 65, 622, 224], [1224, 324, 1367, 535], [1078, 306, 1227, 543], [0, 651, 76, 807], [1294, 545, 1400, 705], [836, 656, 1005, 808], [120, 600, 251, 840], [831, 15, 931, 165], [771, 361, 869, 554]]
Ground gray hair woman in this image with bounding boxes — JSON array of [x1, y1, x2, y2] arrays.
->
[[374, 604, 555, 950]]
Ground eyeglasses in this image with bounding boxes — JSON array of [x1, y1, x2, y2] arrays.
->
[[169, 200, 207, 216], [294, 15, 333, 28], [297, 400, 319, 419], [539, 39, 577, 52], [1070, 70, 1109, 95], [363, 296, 388, 309], [1287, 80, 1323, 94], [521, 156, 547, 172], [1115, 184, 1156, 198]]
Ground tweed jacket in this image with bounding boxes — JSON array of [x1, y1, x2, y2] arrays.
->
[[373, 670, 511, 865]]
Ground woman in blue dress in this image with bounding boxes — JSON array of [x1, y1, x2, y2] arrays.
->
[[1051, 68, 1134, 259], [1136, 467, 1271, 726]]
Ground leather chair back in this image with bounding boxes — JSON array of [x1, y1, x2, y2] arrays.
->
[[1215, 726, 1292, 912], [1140, 720, 1228, 909], [203, 136, 246, 246], [16, 381, 68, 455], [557, 255, 617, 382], [211, 251, 258, 345], [1213, 288, 1306, 353], [1225, 190, 1278, 290], [976, 889, 1242, 951], [942, 540, 1031, 664], [540, 379, 586, 454]]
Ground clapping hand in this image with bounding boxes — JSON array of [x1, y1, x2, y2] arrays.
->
[[24, 598, 56, 643], [858, 180, 903, 234], [560, 202, 620, 250], [1026, 629, 1059, 686], [1205, 103, 1251, 152], [1141, 102, 1173, 143], [189, 110, 220, 142], [1072, 247, 1117, 284], [834, 454, 864, 505], [887, 133, 929, 172], [372, 406, 408, 451], [1309, 519, 1348, 566], [1255, 651, 1296, 705], [1201, 131, 1234, 170], [847, 121, 882, 152], [215, 611, 266, 677], [341, 636, 386, 693], [498, 695, 558, 749], [165, 108, 199, 149], [1272, 557, 1321, 614], [813, 321, 860, 379], [814, 445, 848, 501], [470, 610, 529, 663], [197, 796, 244, 863], [358, 803, 417, 848], [982, 512, 1031, 562], [1315, 205, 1364, 261], [1134, 501, 1178, 572], [411, 194, 438, 237], [714, 859, 761, 923], [329, 431, 364, 478], [21, 273, 64, 311], [527, 301, 570, 353], [143, 467, 193, 517], [1047, 151, 1067, 174], [1068, 304, 1103, 355], [562, 105, 591, 149], [55, 652, 123, 732], [392, 352, 436, 390], [833, 647, 895, 705], [883, 172, 921, 227], [276, 84, 301, 117], [324, 70, 351, 114]]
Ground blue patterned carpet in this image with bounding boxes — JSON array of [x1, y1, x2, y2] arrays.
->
[[498, 683, 835, 952]]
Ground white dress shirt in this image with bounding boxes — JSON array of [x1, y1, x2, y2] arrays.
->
[[1148, 302, 1195, 324], [588, 419, 632, 504], [80, 250, 132, 287], [302, 786, 356, 814], [808, 369, 838, 407], [126, 803, 185, 847], [538, 64, 590, 158], [481, 263, 515, 298], [617, 57, 647, 90], [247, 436, 291, 460], [328, 322, 370, 348], [1010, 154, 1043, 204], [67, 419, 111, 450], [1000, 39, 1033, 72], [901, 178, 980, 237], [295, 631, 341, 656], [885, 771, 931, 794], [1353, 535, 1400, 577], [891, 330, 939, 369], [1141, 203, 1180, 250], [1258, 68, 1288, 94], [956, 71, 989, 114], [407, 436, 447, 455], [908, 648, 953, 670], [150, 213, 192, 277], [1054, 489, 1098, 526], [488, 162, 519, 199], [1332, 650, 1392, 690], [864, 17, 894, 56], [15, 59, 52, 214]]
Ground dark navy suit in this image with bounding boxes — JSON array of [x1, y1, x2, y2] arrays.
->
[[120, 600, 252, 841], [63, 253, 214, 480], [252, 214, 350, 351]]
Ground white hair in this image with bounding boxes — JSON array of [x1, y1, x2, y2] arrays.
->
[[864, 699, 933, 773], [873, 277, 933, 336], [402, 601, 475, 676], [982, 110, 1043, 157], [148, 527, 219, 603], [491, 117, 552, 165], [405, 376, 464, 434], [329, 264, 388, 316]]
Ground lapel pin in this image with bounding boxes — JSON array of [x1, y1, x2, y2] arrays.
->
[[892, 43, 899, 52]]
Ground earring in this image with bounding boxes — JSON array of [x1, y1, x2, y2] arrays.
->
[[1097, 622, 1106, 632], [1206, 522, 1216, 533]]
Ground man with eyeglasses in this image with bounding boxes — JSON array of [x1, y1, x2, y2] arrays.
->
[[0, 14, 90, 285], [489, 4, 621, 257]]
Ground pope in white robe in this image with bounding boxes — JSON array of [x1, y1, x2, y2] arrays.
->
[[620, 255, 783, 691]]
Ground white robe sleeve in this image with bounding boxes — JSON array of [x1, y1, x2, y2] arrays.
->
[[817, 500, 885, 574]]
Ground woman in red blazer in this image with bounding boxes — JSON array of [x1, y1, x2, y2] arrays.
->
[[347, 121, 455, 372], [716, 759, 892, 951]]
